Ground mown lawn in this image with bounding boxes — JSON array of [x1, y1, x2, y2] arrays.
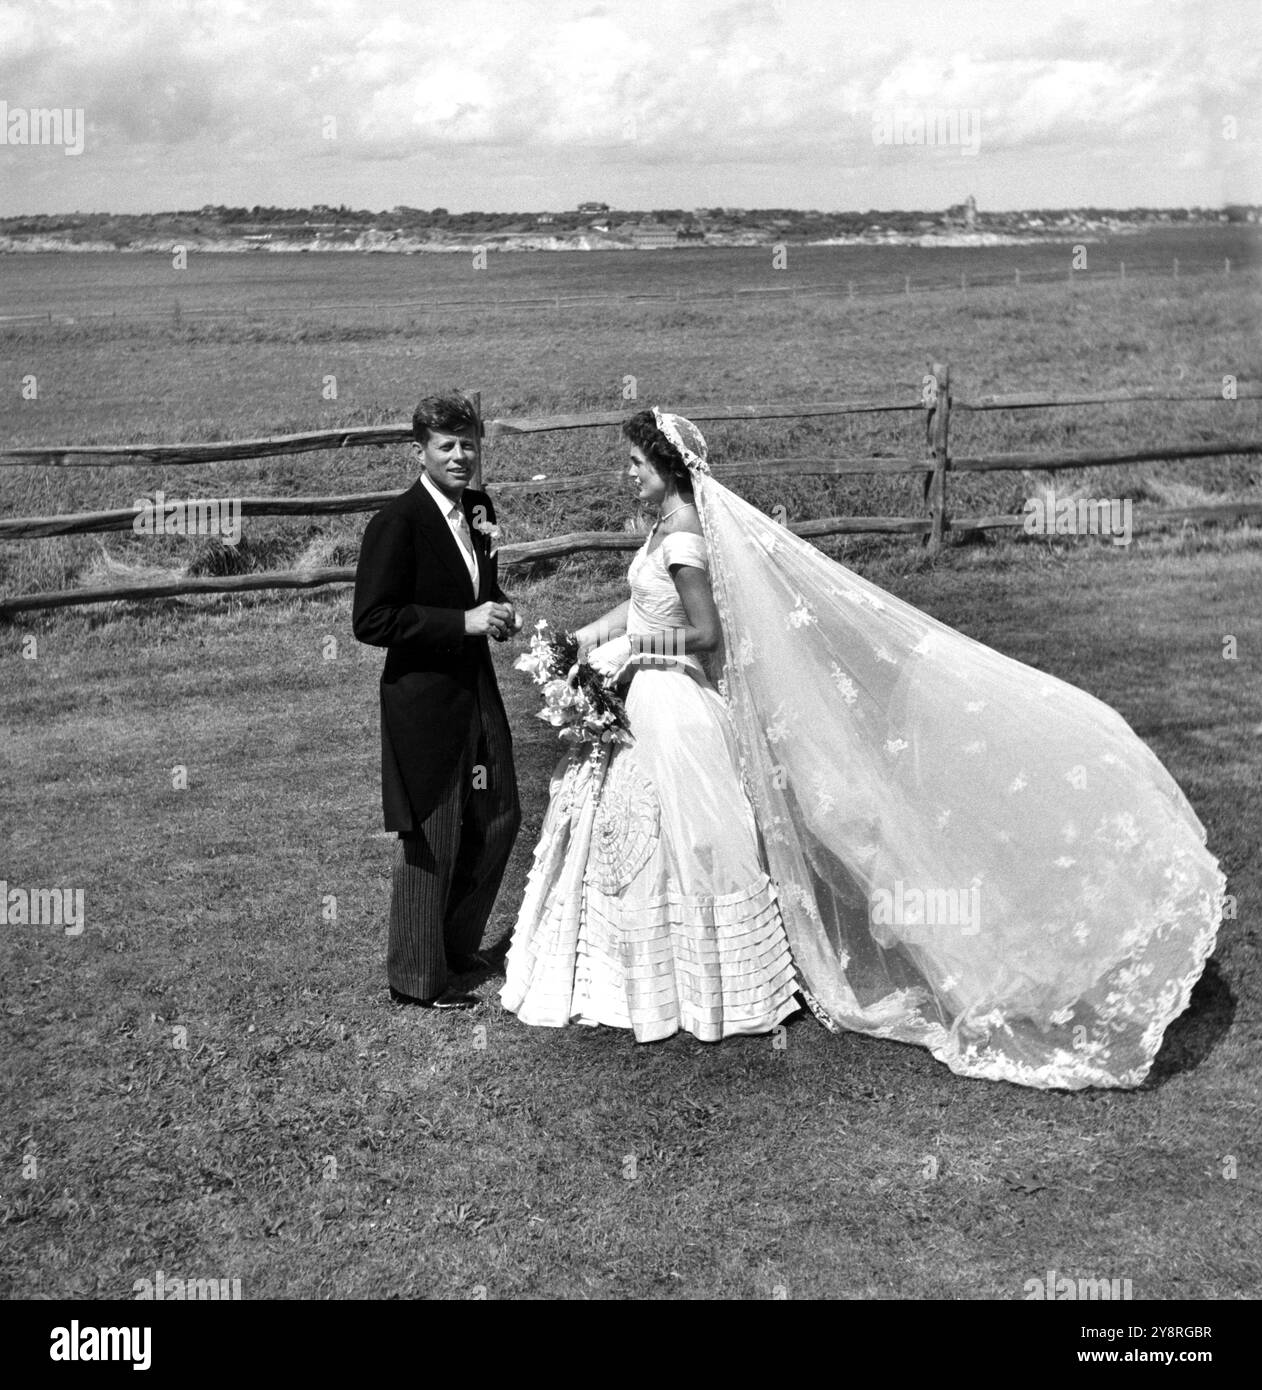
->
[[1, 533, 1258, 1300]]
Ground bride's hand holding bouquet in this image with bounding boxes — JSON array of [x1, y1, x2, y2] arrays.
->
[[514, 620, 633, 747]]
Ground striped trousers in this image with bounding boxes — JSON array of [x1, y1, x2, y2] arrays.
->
[[387, 663, 521, 1000]]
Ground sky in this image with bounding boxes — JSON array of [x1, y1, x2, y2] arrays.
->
[[0, 0, 1258, 215]]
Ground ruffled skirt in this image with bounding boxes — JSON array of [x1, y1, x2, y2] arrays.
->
[[500, 667, 800, 1041]]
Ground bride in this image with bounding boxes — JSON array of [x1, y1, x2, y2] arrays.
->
[[500, 409, 1226, 1089], [500, 409, 801, 1042]]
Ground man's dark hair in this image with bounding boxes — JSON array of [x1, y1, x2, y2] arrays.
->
[[412, 391, 482, 444]]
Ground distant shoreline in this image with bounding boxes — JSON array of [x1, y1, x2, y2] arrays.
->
[[0, 228, 1147, 255], [4, 221, 1252, 263]]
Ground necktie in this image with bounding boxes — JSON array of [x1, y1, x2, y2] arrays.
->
[[450, 506, 478, 593]]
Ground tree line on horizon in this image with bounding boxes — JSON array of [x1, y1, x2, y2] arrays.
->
[[2, 203, 1256, 247]]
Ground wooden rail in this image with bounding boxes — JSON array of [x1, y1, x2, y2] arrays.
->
[[0, 399, 922, 468], [4, 389, 1257, 469], [8, 437, 1260, 541], [5, 503, 1261, 616], [0, 460, 934, 539]]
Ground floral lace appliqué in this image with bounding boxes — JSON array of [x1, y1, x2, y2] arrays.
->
[[829, 665, 859, 704]]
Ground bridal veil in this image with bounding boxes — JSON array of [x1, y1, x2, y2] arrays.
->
[[653, 409, 1225, 1089]]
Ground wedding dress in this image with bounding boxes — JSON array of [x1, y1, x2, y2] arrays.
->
[[500, 528, 801, 1041], [503, 412, 1226, 1087]]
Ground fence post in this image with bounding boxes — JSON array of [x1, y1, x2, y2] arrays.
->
[[471, 389, 485, 490], [922, 361, 951, 550]]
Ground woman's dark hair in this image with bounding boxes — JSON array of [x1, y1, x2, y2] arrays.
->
[[621, 410, 692, 491], [412, 391, 482, 444]]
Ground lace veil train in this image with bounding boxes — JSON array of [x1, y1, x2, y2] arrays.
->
[[653, 409, 1225, 1089]]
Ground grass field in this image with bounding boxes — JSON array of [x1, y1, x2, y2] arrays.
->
[[3, 224, 1257, 322], [1, 536, 1258, 1299], [1, 233, 1260, 1300]]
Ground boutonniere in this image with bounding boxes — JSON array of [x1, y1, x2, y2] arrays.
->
[[471, 517, 501, 552]]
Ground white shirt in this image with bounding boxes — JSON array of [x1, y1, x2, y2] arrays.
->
[[420, 472, 479, 598]]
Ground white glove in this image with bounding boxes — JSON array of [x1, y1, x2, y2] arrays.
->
[[586, 634, 634, 682]]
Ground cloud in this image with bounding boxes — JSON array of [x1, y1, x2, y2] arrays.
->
[[1, 0, 1257, 208]]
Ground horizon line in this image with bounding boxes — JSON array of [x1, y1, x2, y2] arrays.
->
[[3, 201, 1259, 220]]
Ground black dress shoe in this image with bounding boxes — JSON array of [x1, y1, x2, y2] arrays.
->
[[389, 986, 479, 1010], [426, 989, 480, 1010], [447, 951, 492, 974]]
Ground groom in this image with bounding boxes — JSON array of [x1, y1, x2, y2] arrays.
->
[[353, 391, 522, 1010]]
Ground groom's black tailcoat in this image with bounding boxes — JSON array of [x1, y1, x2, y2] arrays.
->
[[352, 475, 521, 999], [352, 479, 512, 832]]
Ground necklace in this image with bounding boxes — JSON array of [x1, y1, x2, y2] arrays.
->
[[652, 501, 694, 531]]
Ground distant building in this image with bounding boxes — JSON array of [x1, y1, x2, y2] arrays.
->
[[632, 221, 678, 249], [578, 201, 610, 213], [942, 195, 978, 229], [535, 214, 555, 224]]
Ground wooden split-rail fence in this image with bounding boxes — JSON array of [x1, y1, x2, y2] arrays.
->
[[1, 373, 1260, 616]]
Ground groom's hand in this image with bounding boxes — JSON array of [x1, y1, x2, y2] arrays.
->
[[466, 601, 513, 640]]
